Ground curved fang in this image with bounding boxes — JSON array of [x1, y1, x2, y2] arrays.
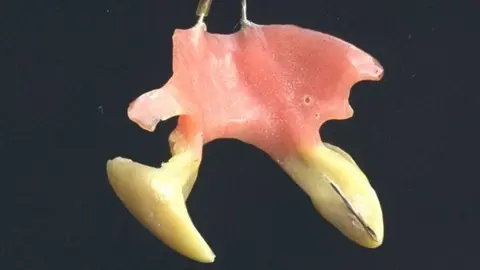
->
[[281, 143, 384, 248], [106, 152, 215, 263]]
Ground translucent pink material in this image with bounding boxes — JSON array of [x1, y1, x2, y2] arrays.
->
[[127, 24, 383, 158]]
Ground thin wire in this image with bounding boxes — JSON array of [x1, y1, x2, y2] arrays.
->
[[240, 0, 253, 27], [241, 0, 247, 22], [196, 0, 213, 23]]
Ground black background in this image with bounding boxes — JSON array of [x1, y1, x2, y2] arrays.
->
[[2, 0, 479, 269]]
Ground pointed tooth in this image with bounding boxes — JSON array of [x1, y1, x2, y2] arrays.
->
[[280, 143, 384, 248], [106, 154, 215, 263]]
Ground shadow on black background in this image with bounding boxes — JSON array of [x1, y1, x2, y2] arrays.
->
[[1, 0, 478, 269]]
